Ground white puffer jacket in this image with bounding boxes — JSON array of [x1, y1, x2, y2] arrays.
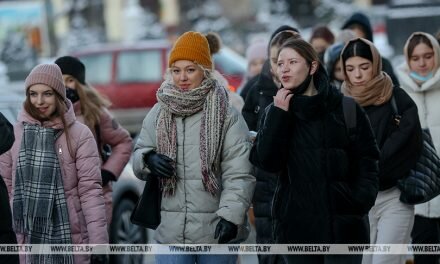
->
[[133, 103, 255, 243], [397, 32, 440, 217]]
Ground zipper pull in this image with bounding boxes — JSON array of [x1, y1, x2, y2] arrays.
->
[[58, 145, 62, 155]]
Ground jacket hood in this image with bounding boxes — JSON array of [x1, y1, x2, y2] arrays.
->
[[18, 100, 76, 129], [254, 60, 278, 95], [397, 32, 440, 92], [324, 42, 345, 81], [341, 12, 373, 42]]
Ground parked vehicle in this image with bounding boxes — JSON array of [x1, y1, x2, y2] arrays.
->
[[110, 162, 152, 264], [71, 40, 247, 135]]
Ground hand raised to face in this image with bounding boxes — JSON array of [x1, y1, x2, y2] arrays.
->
[[273, 88, 293, 112]]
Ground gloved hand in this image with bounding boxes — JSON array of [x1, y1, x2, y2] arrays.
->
[[101, 169, 116, 186], [214, 218, 238, 244], [90, 254, 108, 264], [143, 152, 174, 178]]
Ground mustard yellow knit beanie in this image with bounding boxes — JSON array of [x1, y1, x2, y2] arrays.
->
[[168, 31, 213, 70]]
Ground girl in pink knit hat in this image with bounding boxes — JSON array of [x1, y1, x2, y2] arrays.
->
[[0, 64, 109, 264]]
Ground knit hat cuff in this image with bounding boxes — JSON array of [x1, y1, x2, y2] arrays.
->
[[169, 46, 213, 69], [25, 72, 66, 100]]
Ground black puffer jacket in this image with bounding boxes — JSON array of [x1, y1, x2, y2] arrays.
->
[[0, 113, 18, 263], [363, 87, 422, 191], [242, 60, 279, 246], [250, 67, 380, 243]]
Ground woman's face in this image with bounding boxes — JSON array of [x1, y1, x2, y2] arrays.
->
[[276, 47, 313, 90], [409, 42, 435, 77], [62, 75, 77, 89], [28, 84, 57, 119], [311, 38, 330, 54], [248, 58, 266, 78], [344, 56, 374, 86], [171, 60, 205, 90]]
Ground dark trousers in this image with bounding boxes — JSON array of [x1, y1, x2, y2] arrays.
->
[[0, 176, 19, 264], [282, 254, 362, 264], [411, 215, 440, 264]]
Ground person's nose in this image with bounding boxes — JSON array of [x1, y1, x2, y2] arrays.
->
[[419, 58, 426, 68], [354, 68, 362, 79], [180, 71, 188, 81], [36, 94, 44, 105]]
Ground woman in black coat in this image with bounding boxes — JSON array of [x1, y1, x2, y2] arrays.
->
[[250, 38, 380, 264], [341, 38, 422, 264], [0, 112, 18, 263]]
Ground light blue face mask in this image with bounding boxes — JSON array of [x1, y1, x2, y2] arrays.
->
[[409, 71, 433, 83]]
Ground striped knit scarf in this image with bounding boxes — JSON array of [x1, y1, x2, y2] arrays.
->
[[156, 78, 229, 196], [13, 123, 73, 264]]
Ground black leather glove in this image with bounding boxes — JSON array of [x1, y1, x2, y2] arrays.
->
[[90, 254, 108, 264], [214, 218, 238, 244], [101, 169, 116, 186], [143, 152, 174, 178]]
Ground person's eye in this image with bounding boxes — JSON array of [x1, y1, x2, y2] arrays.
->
[[361, 67, 370, 71], [187, 68, 195, 73], [346, 68, 354, 72], [425, 55, 433, 60], [172, 69, 180, 74], [44, 92, 54, 97], [277, 62, 283, 67]]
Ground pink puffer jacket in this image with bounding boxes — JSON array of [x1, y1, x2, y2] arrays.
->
[[73, 102, 132, 223], [0, 104, 108, 264]]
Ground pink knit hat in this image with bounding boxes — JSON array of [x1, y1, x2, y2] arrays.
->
[[245, 41, 268, 62], [25, 64, 66, 101]]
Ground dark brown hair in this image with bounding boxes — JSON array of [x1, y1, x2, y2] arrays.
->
[[407, 33, 433, 58], [278, 38, 320, 68], [269, 30, 301, 54], [309, 25, 335, 44]]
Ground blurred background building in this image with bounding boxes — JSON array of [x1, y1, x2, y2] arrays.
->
[[0, 0, 438, 80]]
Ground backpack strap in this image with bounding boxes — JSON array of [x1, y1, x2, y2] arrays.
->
[[389, 96, 401, 126], [342, 96, 357, 140]]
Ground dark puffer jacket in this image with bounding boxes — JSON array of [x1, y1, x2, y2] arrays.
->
[[0, 113, 18, 263], [250, 67, 380, 243], [363, 87, 422, 191], [242, 61, 278, 242], [341, 12, 400, 86]]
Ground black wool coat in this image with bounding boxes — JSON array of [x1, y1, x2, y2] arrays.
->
[[250, 68, 380, 244], [0, 113, 18, 263]]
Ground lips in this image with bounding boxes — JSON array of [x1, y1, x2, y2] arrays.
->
[[38, 107, 48, 113], [281, 76, 290, 82], [179, 84, 190, 90]]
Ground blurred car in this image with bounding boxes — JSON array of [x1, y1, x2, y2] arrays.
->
[[71, 40, 247, 135], [110, 161, 152, 264]]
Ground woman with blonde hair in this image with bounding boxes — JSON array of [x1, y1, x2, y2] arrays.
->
[[55, 56, 132, 227], [133, 31, 255, 264]]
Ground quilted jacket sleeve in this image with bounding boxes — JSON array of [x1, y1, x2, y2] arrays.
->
[[216, 109, 256, 225]]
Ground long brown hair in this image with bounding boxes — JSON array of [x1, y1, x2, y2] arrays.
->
[[24, 89, 74, 157], [73, 78, 111, 133], [406, 34, 433, 58]]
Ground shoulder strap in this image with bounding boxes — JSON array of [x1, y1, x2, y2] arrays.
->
[[342, 96, 357, 139], [390, 96, 401, 126]]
